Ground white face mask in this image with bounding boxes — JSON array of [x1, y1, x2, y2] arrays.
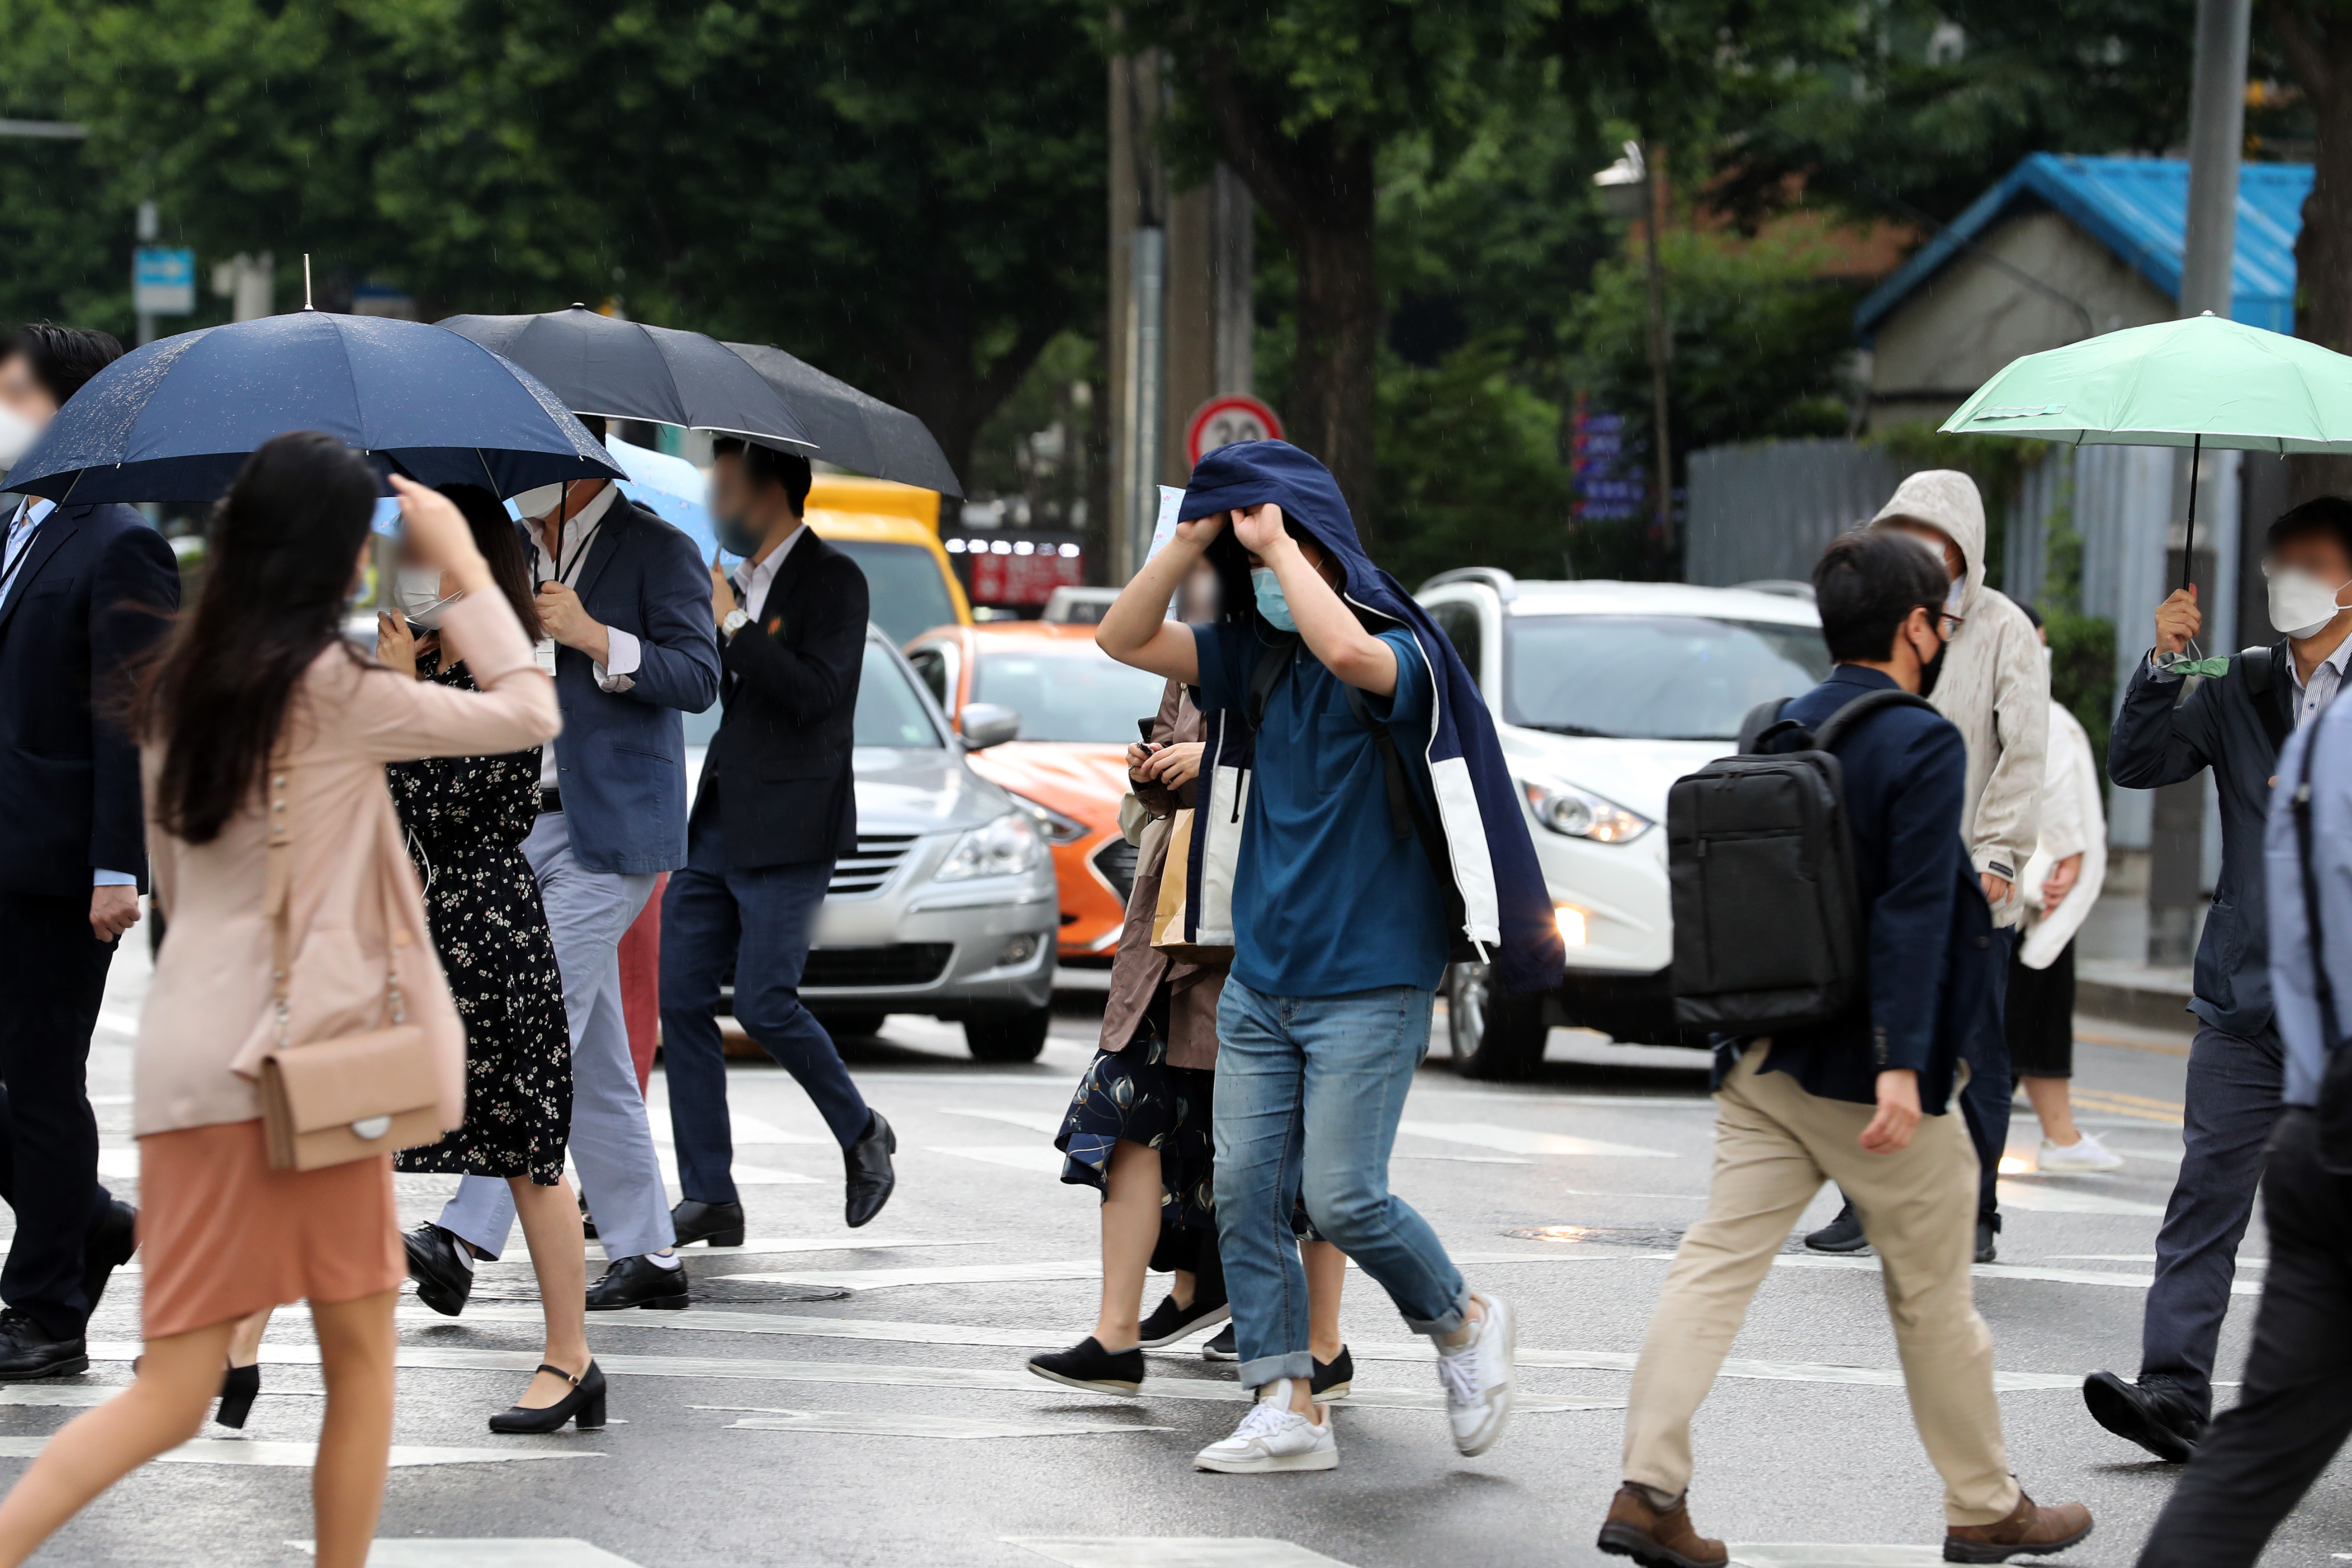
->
[[1944, 573, 1966, 611], [394, 567, 460, 630], [512, 482, 565, 521], [0, 405, 41, 472], [2266, 565, 2352, 641]]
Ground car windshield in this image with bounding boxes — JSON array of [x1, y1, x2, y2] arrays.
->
[[972, 644, 1170, 743], [1503, 614, 1831, 741], [856, 641, 946, 748], [828, 538, 959, 644]]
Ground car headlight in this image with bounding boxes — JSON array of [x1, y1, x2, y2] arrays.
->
[[933, 811, 1046, 881], [1005, 790, 1088, 845], [1520, 778, 1651, 843]]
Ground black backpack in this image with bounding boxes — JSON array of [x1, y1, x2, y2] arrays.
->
[[1666, 688, 1932, 1034]]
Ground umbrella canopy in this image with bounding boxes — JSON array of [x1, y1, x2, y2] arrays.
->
[[440, 306, 813, 450], [1939, 312, 2352, 453], [6, 311, 621, 505], [722, 341, 962, 496]]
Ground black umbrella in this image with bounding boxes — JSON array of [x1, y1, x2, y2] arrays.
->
[[723, 342, 963, 497], [439, 305, 814, 450], [7, 310, 621, 505]]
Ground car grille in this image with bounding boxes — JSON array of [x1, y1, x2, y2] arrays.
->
[[1090, 836, 1139, 903], [828, 833, 922, 895], [803, 943, 954, 988]]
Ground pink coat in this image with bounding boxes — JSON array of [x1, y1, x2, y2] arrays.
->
[[135, 593, 560, 1138]]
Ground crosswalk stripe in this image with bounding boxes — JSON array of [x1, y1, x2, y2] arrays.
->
[[289, 1541, 640, 1566], [725, 1252, 1638, 1290], [0, 1436, 596, 1469], [1009, 1539, 1358, 1568], [1727, 1547, 1943, 1567], [1993, 1179, 2167, 1217], [1396, 1120, 1679, 1158], [937, 1106, 1070, 1136], [1769, 1254, 2262, 1294], [699, 1406, 1176, 1439], [923, 1146, 1070, 1173]]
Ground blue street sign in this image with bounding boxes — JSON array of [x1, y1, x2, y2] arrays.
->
[[133, 246, 196, 315]]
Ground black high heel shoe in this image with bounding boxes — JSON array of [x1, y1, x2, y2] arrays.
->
[[487, 1360, 605, 1434], [215, 1363, 260, 1430]]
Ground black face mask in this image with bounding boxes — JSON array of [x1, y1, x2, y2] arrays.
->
[[1916, 628, 1947, 700]]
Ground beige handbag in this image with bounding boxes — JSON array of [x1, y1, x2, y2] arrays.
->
[[256, 758, 442, 1172], [1150, 808, 1235, 965]]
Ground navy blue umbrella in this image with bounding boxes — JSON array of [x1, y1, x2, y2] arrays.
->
[[7, 310, 622, 505]]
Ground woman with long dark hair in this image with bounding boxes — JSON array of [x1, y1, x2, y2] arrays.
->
[[378, 484, 596, 1431], [0, 433, 558, 1568]]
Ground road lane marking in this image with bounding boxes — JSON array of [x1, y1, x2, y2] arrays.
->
[[1992, 1179, 2167, 1216], [1395, 1120, 1677, 1158], [937, 1106, 1070, 1135], [924, 1146, 1069, 1173], [290, 1541, 640, 1567], [653, 1150, 816, 1186], [2051, 1253, 2265, 1266], [1392, 1153, 1536, 1165], [1010, 1541, 1358, 1568], [725, 1252, 1639, 1290], [1769, 1255, 2261, 1294], [697, 1406, 1175, 1439], [1728, 1548, 1942, 1567], [651, 1114, 827, 1146], [0, 1437, 597, 1468]]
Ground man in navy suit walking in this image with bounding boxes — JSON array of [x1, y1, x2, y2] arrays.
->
[[0, 323, 178, 1377]]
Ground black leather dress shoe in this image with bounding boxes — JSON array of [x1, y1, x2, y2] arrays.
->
[[2084, 1369, 2205, 1462], [403, 1222, 475, 1317], [81, 1199, 137, 1316], [844, 1111, 897, 1229], [0, 1310, 88, 1380], [1803, 1200, 1870, 1254], [586, 1254, 689, 1312], [1975, 1216, 2000, 1265], [671, 1199, 746, 1248]]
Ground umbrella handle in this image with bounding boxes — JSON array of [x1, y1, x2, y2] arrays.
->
[[2181, 431, 2200, 597]]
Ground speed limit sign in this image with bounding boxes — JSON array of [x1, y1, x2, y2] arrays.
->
[[1186, 394, 1284, 466]]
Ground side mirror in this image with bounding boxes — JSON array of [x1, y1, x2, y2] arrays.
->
[[958, 702, 1021, 751]]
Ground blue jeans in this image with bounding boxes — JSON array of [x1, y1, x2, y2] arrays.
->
[[660, 813, 871, 1204], [1213, 979, 1469, 1388]]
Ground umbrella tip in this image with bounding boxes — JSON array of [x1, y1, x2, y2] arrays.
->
[[571, 302, 590, 310], [2201, 308, 2215, 317], [303, 253, 314, 311]]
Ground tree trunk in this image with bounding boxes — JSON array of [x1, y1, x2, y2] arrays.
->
[[2272, 4, 2352, 499]]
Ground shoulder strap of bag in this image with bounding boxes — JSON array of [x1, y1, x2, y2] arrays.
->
[[265, 746, 410, 1052], [2291, 725, 2345, 1051], [2244, 644, 2293, 758], [1737, 698, 1789, 754], [1811, 687, 1933, 755]]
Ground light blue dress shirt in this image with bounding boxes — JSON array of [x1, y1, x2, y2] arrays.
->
[[2265, 694, 2352, 1107]]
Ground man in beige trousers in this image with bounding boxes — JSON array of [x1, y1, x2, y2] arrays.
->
[[1599, 531, 2088, 1568]]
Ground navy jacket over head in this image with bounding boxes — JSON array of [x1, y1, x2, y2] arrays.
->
[[0, 501, 180, 897], [533, 494, 723, 876], [1175, 439, 1565, 996], [1738, 665, 1992, 1110], [2108, 644, 2293, 1037]]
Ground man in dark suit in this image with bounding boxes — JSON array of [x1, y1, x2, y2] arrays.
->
[[2084, 497, 2352, 1461], [660, 438, 896, 1239], [406, 416, 723, 1316], [0, 323, 175, 1377]]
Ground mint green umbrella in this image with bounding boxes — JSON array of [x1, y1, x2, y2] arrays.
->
[[1940, 311, 2352, 629]]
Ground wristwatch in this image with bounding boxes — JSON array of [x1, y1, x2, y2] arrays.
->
[[720, 608, 751, 641]]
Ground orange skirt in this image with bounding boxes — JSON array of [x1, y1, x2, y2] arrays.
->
[[137, 1119, 403, 1340]]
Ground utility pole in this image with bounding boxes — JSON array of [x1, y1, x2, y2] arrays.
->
[[1641, 144, 1673, 558], [2147, 0, 2250, 967], [1107, 48, 1169, 586], [134, 201, 159, 347]]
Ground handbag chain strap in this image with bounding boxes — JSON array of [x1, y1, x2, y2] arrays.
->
[[266, 746, 408, 1051]]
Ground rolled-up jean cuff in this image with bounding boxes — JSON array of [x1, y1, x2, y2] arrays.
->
[[1238, 1351, 1313, 1390], [1405, 1288, 1472, 1339]]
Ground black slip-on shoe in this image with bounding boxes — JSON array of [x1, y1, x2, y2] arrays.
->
[[586, 1254, 690, 1312], [1137, 1291, 1230, 1349], [1976, 1212, 2001, 1265], [671, 1198, 746, 1248], [0, 1311, 87, 1381], [845, 1111, 897, 1229], [81, 1199, 137, 1317], [1803, 1200, 1870, 1255], [1027, 1336, 1145, 1395], [1202, 1325, 1238, 1362], [2082, 1370, 2204, 1463], [403, 1222, 475, 1317], [1311, 1345, 1353, 1402]]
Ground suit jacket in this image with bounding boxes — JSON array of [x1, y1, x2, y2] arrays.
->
[[2109, 640, 2295, 1037], [696, 530, 866, 868], [1732, 665, 1993, 1113], [0, 501, 180, 898], [537, 496, 723, 876]]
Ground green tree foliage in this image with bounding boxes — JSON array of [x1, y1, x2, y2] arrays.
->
[[1373, 336, 1575, 589]]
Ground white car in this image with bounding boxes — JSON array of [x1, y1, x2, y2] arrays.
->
[[1414, 570, 1829, 1078]]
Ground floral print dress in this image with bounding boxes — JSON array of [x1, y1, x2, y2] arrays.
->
[[388, 656, 572, 1184]]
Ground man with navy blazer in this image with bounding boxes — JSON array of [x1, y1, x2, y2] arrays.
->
[[407, 416, 721, 1314], [0, 324, 175, 1377]]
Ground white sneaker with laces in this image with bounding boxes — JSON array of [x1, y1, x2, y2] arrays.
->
[[2039, 1130, 2125, 1172], [1192, 1380, 1338, 1473], [1435, 1292, 1515, 1456]]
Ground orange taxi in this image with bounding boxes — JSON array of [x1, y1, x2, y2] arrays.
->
[[903, 622, 1172, 974]]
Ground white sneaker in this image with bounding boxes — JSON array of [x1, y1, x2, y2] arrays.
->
[[1192, 1381, 1338, 1473], [2039, 1131, 2125, 1172], [1434, 1292, 1515, 1456]]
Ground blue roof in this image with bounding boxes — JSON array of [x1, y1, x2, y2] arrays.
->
[[1855, 153, 2311, 339]]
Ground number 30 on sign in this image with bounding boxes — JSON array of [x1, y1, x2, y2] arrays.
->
[[1185, 394, 1283, 466]]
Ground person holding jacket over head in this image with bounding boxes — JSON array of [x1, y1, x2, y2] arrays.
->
[[2083, 496, 2352, 1462], [0, 442, 558, 1568], [1802, 471, 2046, 1266], [403, 415, 722, 1317]]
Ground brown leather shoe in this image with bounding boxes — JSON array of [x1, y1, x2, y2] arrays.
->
[[1942, 1489, 2093, 1563], [1597, 1483, 1727, 1568]]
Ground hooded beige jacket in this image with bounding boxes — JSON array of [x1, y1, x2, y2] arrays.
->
[[1870, 469, 2048, 928]]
